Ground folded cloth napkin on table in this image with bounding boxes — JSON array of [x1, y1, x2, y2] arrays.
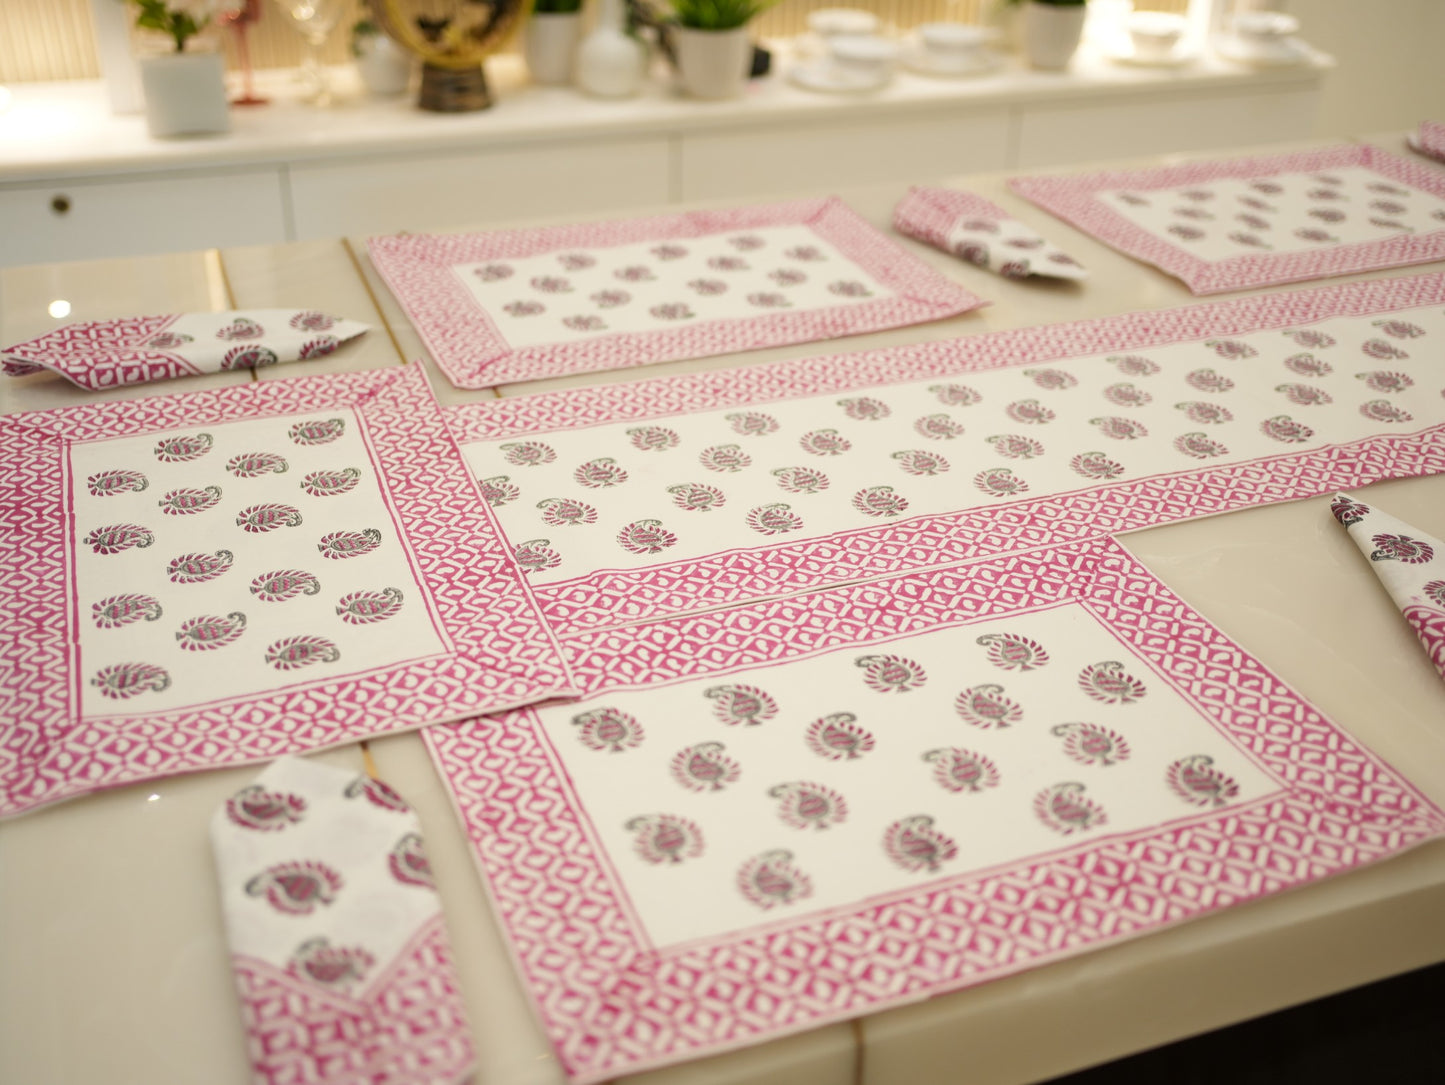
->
[[1330, 493, 1445, 683], [212, 756, 476, 1085], [2, 309, 368, 390], [892, 186, 1088, 281], [1408, 121, 1445, 164]]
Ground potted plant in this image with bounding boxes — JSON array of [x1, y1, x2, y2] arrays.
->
[[1021, 0, 1087, 70], [351, 0, 413, 96], [669, 0, 773, 100], [129, 0, 231, 137], [525, 0, 585, 85]]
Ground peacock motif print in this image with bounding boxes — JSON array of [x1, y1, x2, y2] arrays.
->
[[977, 632, 1049, 671], [746, 503, 803, 535], [617, 519, 678, 555], [538, 497, 599, 526], [1283, 352, 1332, 377], [512, 538, 562, 573], [928, 383, 982, 406], [704, 683, 777, 727], [1369, 534, 1434, 564], [1359, 400, 1413, 423], [1329, 495, 1370, 526], [852, 485, 908, 517], [923, 747, 1000, 794], [914, 414, 966, 440], [573, 706, 645, 752], [226, 784, 307, 831], [974, 467, 1028, 496], [477, 476, 520, 507], [769, 781, 847, 830], [626, 814, 704, 864], [1024, 368, 1079, 390], [1005, 399, 1056, 424], [221, 345, 280, 370], [953, 683, 1022, 729], [725, 411, 780, 437], [287, 938, 374, 990], [1185, 368, 1235, 393], [772, 466, 830, 494], [892, 449, 950, 477], [805, 712, 875, 760], [574, 458, 629, 489], [1069, 451, 1124, 480], [837, 396, 891, 421], [1077, 661, 1147, 704], [667, 482, 727, 511], [1356, 370, 1413, 394], [1033, 782, 1106, 834], [1361, 338, 1408, 361], [855, 653, 927, 693], [1090, 416, 1148, 440], [1165, 755, 1240, 808], [1372, 319, 1424, 339], [1259, 415, 1314, 443], [987, 434, 1044, 459], [1175, 401, 1234, 425], [798, 429, 851, 456], [388, 833, 434, 889], [501, 440, 556, 467], [883, 815, 957, 873], [627, 425, 681, 452], [1053, 722, 1131, 767], [699, 444, 752, 473], [245, 860, 343, 915], [737, 850, 812, 909], [1174, 433, 1229, 459], [343, 774, 410, 813], [1102, 383, 1152, 408], [1274, 383, 1332, 406], [670, 742, 740, 792]]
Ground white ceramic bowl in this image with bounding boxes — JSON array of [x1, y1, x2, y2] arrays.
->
[[1126, 11, 1185, 61], [827, 34, 901, 80], [807, 8, 879, 38], [1231, 10, 1301, 42], [917, 22, 999, 54]]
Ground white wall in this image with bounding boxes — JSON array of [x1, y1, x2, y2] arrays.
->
[[1279, 0, 1445, 136]]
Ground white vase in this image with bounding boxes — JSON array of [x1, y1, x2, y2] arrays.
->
[[575, 0, 648, 98], [138, 51, 230, 138], [1023, 1, 1087, 70], [525, 12, 583, 86], [673, 26, 751, 100], [354, 32, 414, 97]]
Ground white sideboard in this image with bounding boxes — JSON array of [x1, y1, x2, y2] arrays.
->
[[0, 46, 1331, 267]]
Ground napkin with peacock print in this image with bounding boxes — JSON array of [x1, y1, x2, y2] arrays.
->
[[212, 756, 476, 1085], [892, 186, 1088, 281], [1, 310, 368, 390], [1330, 493, 1445, 682]]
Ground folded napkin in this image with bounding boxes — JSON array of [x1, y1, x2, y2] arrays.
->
[[212, 756, 476, 1085], [1408, 120, 1445, 164], [1330, 493, 1445, 683], [893, 186, 1088, 281], [2, 309, 368, 390]]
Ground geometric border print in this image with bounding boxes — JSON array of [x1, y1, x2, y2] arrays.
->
[[424, 536, 1445, 1083], [1010, 145, 1445, 295], [0, 363, 575, 818], [367, 197, 986, 388]]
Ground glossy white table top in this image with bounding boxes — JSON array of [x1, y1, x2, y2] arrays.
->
[[2, 134, 1443, 1085]]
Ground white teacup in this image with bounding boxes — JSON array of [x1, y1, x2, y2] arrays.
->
[[1231, 10, 1300, 46], [827, 34, 901, 84], [916, 22, 998, 69], [1126, 11, 1185, 61], [808, 8, 880, 39]]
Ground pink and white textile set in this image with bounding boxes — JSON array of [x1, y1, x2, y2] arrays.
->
[[892, 186, 1088, 281]]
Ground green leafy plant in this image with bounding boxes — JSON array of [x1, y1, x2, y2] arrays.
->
[[669, 0, 774, 31], [128, 0, 212, 52], [534, 0, 584, 13]]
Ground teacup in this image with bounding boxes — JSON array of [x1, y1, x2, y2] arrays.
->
[[827, 34, 901, 84], [1126, 11, 1185, 61], [1230, 10, 1300, 48], [916, 22, 998, 70], [808, 8, 880, 39]]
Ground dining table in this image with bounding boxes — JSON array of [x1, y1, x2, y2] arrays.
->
[[2, 128, 1443, 1085]]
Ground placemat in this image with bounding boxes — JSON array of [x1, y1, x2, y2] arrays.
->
[[1009, 145, 1445, 294], [426, 535, 1445, 1083], [445, 272, 1445, 635], [0, 364, 574, 818], [367, 197, 985, 388]]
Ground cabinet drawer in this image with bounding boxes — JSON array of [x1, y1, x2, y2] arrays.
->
[[0, 169, 288, 269]]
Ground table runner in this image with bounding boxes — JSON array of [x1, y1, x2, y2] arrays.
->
[[0, 363, 574, 818], [1009, 145, 1445, 294], [426, 535, 1445, 1083], [367, 197, 985, 388], [446, 271, 1445, 635]]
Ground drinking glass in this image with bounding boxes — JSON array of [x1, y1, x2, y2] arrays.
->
[[272, 0, 346, 105]]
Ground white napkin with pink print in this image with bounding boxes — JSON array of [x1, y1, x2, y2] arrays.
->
[[893, 186, 1088, 281], [1330, 493, 1445, 683], [1408, 121, 1445, 165], [2, 309, 368, 390], [211, 756, 475, 1085]]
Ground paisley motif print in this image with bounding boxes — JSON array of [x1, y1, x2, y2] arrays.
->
[[90, 661, 171, 699], [1077, 660, 1147, 704], [1274, 383, 1332, 406], [92, 593, 163, 628], [226, 784, 307, 830], [1284, 329, 1335, 349], [838, 396, 891, 421], [389, 833, 434, 888], [1361, 338, 1408, 360], [852, 485, 908, 517], [1356, 370, 1413, 394], [953, 683, 1021, 729], [883, 815, 957, 873], [1069, 451, 1124, 480], [705, 684, 777, 726], [85, 523, 154, 554], [1205, 340, 1255, 362], [799, 429, 851, 456], [513, 539, 562, 573], [573, 457, 629, 489], [924, 748, 999, 794], [221, 344, 279, 370], [914, 413, 965, 440], [1329, 495, 1370, 526], [974, 467, 1028, 495], [1359, 400, 1412, 423], [1166, 755, 1241, 808], [1090, 416, 1148, 440], [1175, 401, 1234, 425], [226, 452, 289, 478], [1174, 432, 1229, 459], [772, 466, 830, 494], [805, 712, 875, 760], [318, 529, 382, 559], [667, 483, 727, 511], [770, 781, 847, 830], [146, 331, 193, 349], [1034, 782, 1106, 835], [626, 425, 680, 452], [1106, 354, 1160, 377], [288, 418, 345, 446], [928, 383, 982, 406], [237, 503, 303, 532], [1369, 533, 1434, 564], [158, 486, 222, 515], [737, 850, 812, 909], [87, 469, 149, 496], [725, 411, 780, 437], [1102, 383, 1151, 408], [616, 519, 677, 555], [500, 440, 556, 467], [336, 587, 404, 624], [245, 860, 343, 915], [1185, 368, 1235, 393], [987, 434, 1044, 459], [289, 311, 336, 331], [573, 706, 645, 752], [1053, 722, 1131, 767], [698, 444, 752, 473], [626, 814, 704, 864], [670, 742, 740, 791], [1024, 368, 1078, 389], [977, 632, 1049, 671], [343, 774, 411, 812], [892, 449, 950, 477], [301, 468, 362, 497], [264, 635, 341, 670], [477, 476, 520, 507], [1372, 319, 1424, 339], [538, 497, 599, 526], [167, 549, 233, 583], [216, 317, 265, 340], [1282, 352, 1332, 377], [1006, 399, 1056, 424], [746, 503, 803, 535], [855, 653, 927, 693], [288, 938, 374, 989], [1259, 415, 1314, 443], [175, 611, 247, 651], [153, 432, 213, 463]]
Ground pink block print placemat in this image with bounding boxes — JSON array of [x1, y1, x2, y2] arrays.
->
[[367, 197, 985, 388], [1010, 145, 1445, 294], [426, 535, 1445, 1083], [445, 272, 1445, 635], [0, 364, 574, 818]]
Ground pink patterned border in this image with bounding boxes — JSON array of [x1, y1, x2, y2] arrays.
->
[[0, 364, 575, 818], [1009, 144, 1445, 294], [892, 185, 1010, 251], [1, 314, 199, 388], [232, 914, 475, 1085], [1412, 121, 1445, 165], [426, 536, 1445, 1083], [446, 272, 1445, 633], [367, 197, 985, 388]]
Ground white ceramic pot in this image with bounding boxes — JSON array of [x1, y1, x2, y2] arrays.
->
[[524, 12, 583, 86], [673, 26, 751, 100], [138, 51, 230, 138], [1023, 1, 1087, 70], [354, 32, 414, 97], [575, 0, 648, 98]]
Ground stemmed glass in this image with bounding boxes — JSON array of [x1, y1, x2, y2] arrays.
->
[[271, 0, 346, 106], [219, 0, 267, 106]]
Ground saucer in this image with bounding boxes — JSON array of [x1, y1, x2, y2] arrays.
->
[[788, 61, 891, 94], [902, 44, 1001, 78], [1108, 42, 1197, 69], [1215, 34, 1311, 67]]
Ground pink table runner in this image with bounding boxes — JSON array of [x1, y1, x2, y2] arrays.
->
[[445, 272, 1445, 635], [426, 535, 1445, 1082], [1010, 145, 1445, 294], [367, 197, 985, 388], [0, 364, 574, 818]]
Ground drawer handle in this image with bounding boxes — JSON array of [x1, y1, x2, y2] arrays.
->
[[50, 195, 72, 215]]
